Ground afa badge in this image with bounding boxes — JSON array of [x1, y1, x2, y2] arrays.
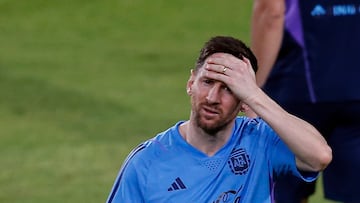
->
[[228, 148, 250, 175]]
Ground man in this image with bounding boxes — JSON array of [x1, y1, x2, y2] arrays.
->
[[106, 36, 332, 203], [251, 0, 360, 203]]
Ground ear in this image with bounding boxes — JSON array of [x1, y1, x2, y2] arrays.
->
[[187, 88, 191, 94], [239, 102, 248, 112], [240, 102, 258, 118], [186, 69, 195, 95]]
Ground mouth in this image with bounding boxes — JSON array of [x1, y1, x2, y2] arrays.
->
[[201, 106, 220, 117]]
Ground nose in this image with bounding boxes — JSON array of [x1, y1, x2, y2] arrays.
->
[[206, 85, 221, 104]]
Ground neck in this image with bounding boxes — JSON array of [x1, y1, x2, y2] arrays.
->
[[179, 120, 233, 156]]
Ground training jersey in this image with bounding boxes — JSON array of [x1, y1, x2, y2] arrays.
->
[[106, 117, 317, 203], [263, 0, 360, 103]]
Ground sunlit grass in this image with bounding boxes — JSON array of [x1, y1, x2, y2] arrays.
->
[[0, 0, 334, 202]]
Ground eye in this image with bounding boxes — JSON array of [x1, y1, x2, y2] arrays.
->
[[203, 79, 214, 85], [223, 86, 232, 93]]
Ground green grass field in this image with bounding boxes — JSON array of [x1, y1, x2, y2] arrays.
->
[[0, 0, 338, 202]]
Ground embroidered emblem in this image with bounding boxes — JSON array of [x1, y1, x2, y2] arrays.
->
[[228, 148, 250, 175]]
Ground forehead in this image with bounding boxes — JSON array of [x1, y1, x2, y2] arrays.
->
[[193, 65, 207, 79], [193, 68, 227, 85]]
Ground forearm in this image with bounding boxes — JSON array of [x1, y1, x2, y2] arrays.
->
[[251, 0, 285, 87], [245, 88, 332, 171]]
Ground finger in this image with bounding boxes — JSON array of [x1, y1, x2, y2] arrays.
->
[[203, 68, 228, 82], [205, 63, 231, 75], [242, 57, 256, 77], [242, 58, 252, 70], [207, 53, 238, 67]]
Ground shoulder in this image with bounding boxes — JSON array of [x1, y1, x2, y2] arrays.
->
[[235, 116, 279, 142], [235, 116, 273, 132], [125, 122, 183, 166]]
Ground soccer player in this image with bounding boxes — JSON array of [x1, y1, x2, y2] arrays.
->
[[106, 36, 332, 203], [250, 0, 360, 202]]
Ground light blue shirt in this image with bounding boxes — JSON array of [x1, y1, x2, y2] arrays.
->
[[107, 117, 317, 203]]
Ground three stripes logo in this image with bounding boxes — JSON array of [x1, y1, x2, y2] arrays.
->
[[167, 177, 186, 191]]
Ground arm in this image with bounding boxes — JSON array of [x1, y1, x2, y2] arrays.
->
[[250, 1, 332, 170], [244, 86, 332, 171], [205, 54, 332, 172], [244, 0, 285, 118], [251, 0, 285, 87]]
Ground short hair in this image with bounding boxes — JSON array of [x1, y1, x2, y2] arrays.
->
[[195, 36, 258, 73]]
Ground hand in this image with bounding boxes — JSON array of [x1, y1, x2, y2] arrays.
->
[[204, 53, 259, 103]]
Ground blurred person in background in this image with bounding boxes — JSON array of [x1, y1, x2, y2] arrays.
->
[[251, 0, 360, 203]]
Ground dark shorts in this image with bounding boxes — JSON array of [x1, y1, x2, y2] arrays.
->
[[274, 101, 360, 203]]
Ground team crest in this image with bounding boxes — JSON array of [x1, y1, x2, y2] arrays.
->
[[228, 148, 250, 175]]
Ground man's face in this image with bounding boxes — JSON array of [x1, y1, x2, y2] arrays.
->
[[187, 65, 242, 134]]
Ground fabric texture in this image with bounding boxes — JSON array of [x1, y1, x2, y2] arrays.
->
[[107, 117, 317, 203]]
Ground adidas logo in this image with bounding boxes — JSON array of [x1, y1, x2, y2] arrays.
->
[[311, 4, 326, 16], [167, 177, 186, 191]]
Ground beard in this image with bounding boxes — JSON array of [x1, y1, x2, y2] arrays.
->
[[193, 105, 233, 135]]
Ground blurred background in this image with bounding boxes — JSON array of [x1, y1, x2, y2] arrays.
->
[[0, 0, 334, 202]]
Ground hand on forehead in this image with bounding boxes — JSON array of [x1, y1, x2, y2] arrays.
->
[[206, 53, 245, 67]]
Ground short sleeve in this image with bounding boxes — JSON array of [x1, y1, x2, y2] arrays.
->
[[106, 151, 146, 203], [270, 135, 318, 182], [107, 160, 145, 203]]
